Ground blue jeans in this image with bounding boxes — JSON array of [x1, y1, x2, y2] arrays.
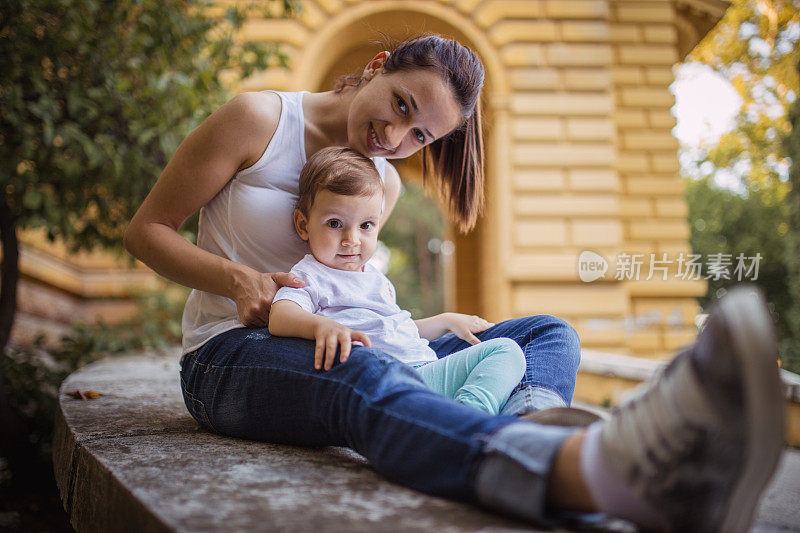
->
[[429, 315, 582, 415], [179, 315, 581, 524]]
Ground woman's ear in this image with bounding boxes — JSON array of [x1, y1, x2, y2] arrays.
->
[[293, 209, 309, 241], [362, 50, 390, 81]]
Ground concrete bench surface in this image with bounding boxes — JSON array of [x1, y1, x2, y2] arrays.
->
[[54, 353, 800, 532]]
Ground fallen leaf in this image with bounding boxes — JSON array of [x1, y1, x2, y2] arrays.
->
[[67, 390, 103, 400]]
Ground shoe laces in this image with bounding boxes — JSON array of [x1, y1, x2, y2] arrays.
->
[[603, 354, 716, 488]]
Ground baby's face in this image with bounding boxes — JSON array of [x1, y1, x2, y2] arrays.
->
[[295, 189, 383, 271]]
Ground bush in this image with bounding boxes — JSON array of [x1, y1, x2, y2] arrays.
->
[[685, 175, 797, 373], [4, 285, 188, 462]]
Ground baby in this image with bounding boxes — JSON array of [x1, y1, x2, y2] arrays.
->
[[268, 147, 525, 415]]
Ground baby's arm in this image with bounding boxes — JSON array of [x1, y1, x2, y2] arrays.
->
[[269, 301, 371, 371], [415, 313, 495, 345], [415, 313, 457, 341]]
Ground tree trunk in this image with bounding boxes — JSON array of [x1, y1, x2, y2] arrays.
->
[[0, 202, 42, 486], [0, 201, 19, 357]]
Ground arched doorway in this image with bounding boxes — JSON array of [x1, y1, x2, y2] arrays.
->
[[294, 6, 504, 318]]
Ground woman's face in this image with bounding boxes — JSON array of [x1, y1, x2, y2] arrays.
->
[[347, 64, 464, 160]]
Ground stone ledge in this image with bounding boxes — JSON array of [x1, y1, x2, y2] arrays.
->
[[579, 349, 666, 381], [53, 354, 539, 532], [581, 349, 800, 403], [54, 352, 800, 532]]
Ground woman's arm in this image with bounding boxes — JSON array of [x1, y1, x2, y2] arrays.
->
[[269, 300, 371, 370], [415, 313, 495, 345], [124, 92, 303, 327]]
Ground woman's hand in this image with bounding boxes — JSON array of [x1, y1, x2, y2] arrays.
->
[[232, 269, 306, 328], [446, 313, 495, 345], [313, 319, 371, 371]]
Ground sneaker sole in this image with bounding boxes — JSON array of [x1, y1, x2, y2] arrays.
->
[[520, 406, 605, 427], [716, 287, 784, 532]]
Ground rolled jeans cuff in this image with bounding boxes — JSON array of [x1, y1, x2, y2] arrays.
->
[[474, 421, 575, 526], [501, 384, 568, 417]]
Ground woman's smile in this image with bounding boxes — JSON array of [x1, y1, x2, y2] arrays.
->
[[367, 123, 390, 154]]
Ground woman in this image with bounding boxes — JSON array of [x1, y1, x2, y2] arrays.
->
[[125, 36, 784, 530]]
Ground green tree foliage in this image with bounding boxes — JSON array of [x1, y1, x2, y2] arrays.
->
[[685, 176, 791, 337], [782, 61, 800, 372], [379, 181, 446, 318], [0, 0, 294, 485], [1, 0, 293, 252], [683, 0, 799, 372], [688, 0, 799, 192]]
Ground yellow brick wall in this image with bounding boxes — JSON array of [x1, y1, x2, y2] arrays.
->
[[494, 0, 628, 351], [610, 0, 704, 357]]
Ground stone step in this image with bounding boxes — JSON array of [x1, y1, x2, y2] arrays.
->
[[54, 354, 545, 532], [54, 352, 800, 532]]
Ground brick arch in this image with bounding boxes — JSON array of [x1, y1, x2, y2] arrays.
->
[[290, 1, 508, 98], [292, 1, 511, 317]]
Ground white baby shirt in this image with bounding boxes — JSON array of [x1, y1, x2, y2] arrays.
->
[[273, 255, 437, 364]]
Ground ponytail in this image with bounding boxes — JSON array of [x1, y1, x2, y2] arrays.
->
[[422, 99, 484, 232]]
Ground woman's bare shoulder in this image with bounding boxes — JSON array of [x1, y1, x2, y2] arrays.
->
[[126, 91, 284, 234], [221, 91, 283, 170]]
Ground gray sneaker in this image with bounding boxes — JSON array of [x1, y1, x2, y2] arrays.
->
[[599, 286, 784, 532]]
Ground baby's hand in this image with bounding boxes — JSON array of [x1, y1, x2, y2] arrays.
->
[[313, 319, 371, 371], [448, 313, 495, 345]]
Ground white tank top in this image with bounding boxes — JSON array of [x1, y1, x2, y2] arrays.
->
[[181, 91, 386, 354]]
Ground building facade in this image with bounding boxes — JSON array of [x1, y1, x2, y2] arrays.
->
[[14, 0, 728, 359]]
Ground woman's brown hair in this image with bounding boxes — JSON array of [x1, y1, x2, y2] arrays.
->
[[336, 35, 485, 232]]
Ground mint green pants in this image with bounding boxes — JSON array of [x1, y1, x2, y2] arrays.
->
[[408, 338, 526, 415]]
